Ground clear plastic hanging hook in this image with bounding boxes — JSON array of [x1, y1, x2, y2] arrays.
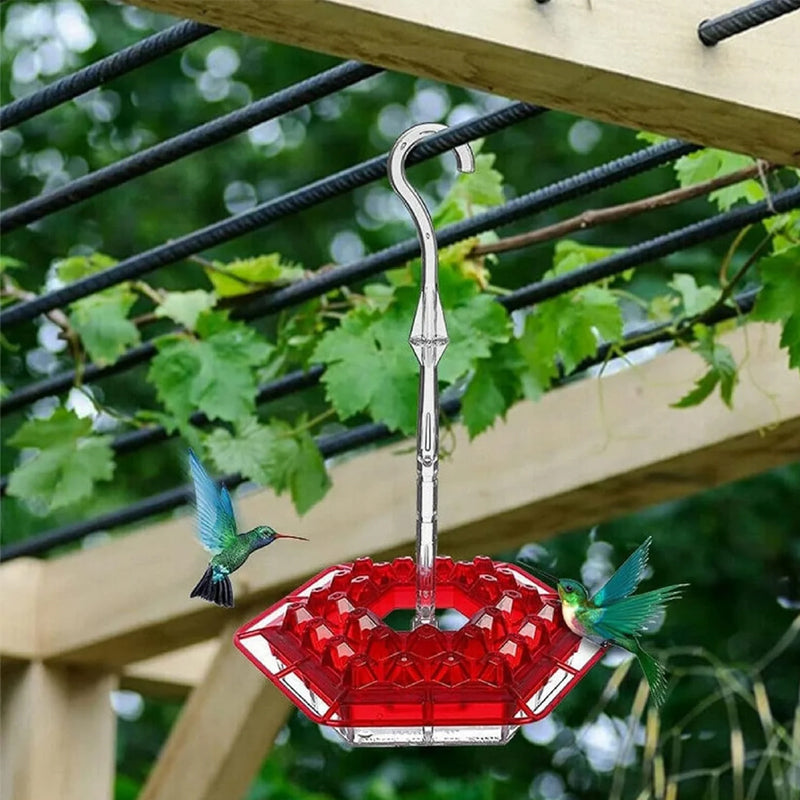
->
[[387, 125, 475, 629]]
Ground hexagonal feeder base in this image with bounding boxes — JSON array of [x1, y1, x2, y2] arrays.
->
[[234, 556, 604, 747]]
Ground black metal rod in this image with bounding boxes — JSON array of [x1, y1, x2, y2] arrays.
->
[[0, 62, 382, 234], [0, 137, 694, 417], [0, 103, 543, 330], [500, 184, 800, 311], [0, 289, 759, 563], [0, 21, 216, 130], [698, 0, 800, 45]]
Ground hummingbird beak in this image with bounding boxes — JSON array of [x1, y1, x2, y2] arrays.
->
[[274, 533, 309, 541]]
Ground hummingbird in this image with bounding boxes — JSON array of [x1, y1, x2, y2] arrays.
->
[[548, 537, 687, 706], [188, 449, 308, 608]]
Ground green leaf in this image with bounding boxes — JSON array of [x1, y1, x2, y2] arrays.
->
[[432, 152, 505, 227], [148, 317, 273, 425], [751, 246, 800, 367], [557, 285, 623, 373], [205, 255, 305, 297], [551, 240, 622, 277], [312, 315, 384, 420], [56, 252, 117, 282], [517, 313, 559, 400], [673, 149, 760, 211], [636, 131, 670, 145], [154, 290, 216, 330], [205, 418, 330, 515], [69, 287, 140, 365], [7, 408, 115, 511], [440, 294, 511, 382], [289, 431, 331, 515], [461, 343, 521, 438], [0, 382, 9, 399], [205, 416, 282, 485], [672, 329, 738, 409], [671, 368, 720, 408], [9, 407, 92, 447], [0, 255, 24, 274], [669, 273, 721, 318]]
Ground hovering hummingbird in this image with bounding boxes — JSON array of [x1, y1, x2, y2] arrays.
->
[[526, 537, 686, 706], [188, 449, 308, 608]]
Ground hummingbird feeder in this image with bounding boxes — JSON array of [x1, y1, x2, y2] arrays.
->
[[234, 124, 604, 746]]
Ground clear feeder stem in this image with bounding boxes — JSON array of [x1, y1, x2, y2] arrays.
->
[[387, 125, 475, 629]]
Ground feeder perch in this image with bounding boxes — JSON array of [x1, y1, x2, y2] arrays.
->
[[234, 124, 605, 746]]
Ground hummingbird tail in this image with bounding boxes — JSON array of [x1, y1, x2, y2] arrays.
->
[[190, 566, 234, 608], [634, 641, 668, 707]]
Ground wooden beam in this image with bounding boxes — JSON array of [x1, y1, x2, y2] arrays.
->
[[0, 558, 41, 662], [25, 323, 800, 668], [127, 0, 800, 165], [139, 620, 291, 800], [122, 640, 218, 698], [0, 662, 117, 800]]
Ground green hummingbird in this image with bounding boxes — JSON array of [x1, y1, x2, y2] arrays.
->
[[555, 537, 687, 706], [188, 449, 308, 608]]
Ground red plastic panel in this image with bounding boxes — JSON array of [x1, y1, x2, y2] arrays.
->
[[234, 557, 604, 731]]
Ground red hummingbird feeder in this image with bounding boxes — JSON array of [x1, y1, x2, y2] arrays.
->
[[234, 124, 604, 746]]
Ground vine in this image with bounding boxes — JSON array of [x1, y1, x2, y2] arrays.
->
[[3, 144, 799, 517]]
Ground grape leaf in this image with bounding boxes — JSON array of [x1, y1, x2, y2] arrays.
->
[[552, 240, 622, 277], [205, 255, 305, 297], [312, 314, 385, 420], [57, 252, 118, 282], [516, 312, 559, 401], [673, 327, 738, 409], [148, 314, 273, 425], [750, 246, 800, 367], [205, 416, 283, 485], [155, 290, 216, 330], [0, 255, 23, 274], [439, 294, 511, 382], [205, 417, 330, 514], [669, 273, 721, 318], [289, 430, 331, 515], [433, 152, 505, 227], [636, 131, 670, 145], [6, 408, 115, 511], [69, 287, 140, 366], [673, 149, 761, 211], [461, 343, 522, 438]]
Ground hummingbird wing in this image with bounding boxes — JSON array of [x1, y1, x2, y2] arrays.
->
[[590, 584, 688, 638], [592, 537, 652, 607], [188, 449, 238, 554]]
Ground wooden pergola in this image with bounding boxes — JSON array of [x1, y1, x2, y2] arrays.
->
[[1, 2, 799, 799]]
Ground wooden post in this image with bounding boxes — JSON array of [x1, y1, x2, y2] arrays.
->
[[138, 618, 291, 800], [0, 662, 117, 800]]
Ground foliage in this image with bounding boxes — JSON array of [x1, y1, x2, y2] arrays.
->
[[5, 145, 796, 516]]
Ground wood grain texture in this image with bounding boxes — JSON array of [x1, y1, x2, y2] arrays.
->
[[138, 619, 291, 800], [122, 640, 217, 698], [0, 663, 117, 800], [125, 0, 800, 164], [0, 558, 41, 662], [20, 323, 799, 669]]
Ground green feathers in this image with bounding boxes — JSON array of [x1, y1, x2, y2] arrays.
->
[[557, 537, 687, 707]]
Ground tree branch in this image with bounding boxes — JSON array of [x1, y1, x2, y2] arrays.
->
[[470, 162, 774, 258]]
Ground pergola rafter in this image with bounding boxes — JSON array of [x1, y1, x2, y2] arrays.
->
[[125, 0, 800, 165]]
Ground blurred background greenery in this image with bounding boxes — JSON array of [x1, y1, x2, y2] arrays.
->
[[1, 2, 798, 798]]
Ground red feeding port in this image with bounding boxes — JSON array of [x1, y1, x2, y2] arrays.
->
[[234, 556, 604, 746]]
